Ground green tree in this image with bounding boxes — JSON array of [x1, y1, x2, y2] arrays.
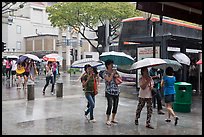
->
[[46, 2, 141, 54]]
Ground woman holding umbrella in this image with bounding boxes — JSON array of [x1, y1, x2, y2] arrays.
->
[[135, 67, 154, 129]]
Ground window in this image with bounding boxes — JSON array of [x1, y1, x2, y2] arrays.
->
[[16, 25, 21, 34], [16, 41, 21, 50]]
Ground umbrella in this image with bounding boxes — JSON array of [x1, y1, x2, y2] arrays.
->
[[71, 58, 104, 68], [43, 53, 63, 62], [130, 58, 166, 70], [196, 59, 202, 65], [173, 52, 190, 66], [21, 54, 41, 62], [99, 51, 134, 66], [6, 55, 19, 59], [152, 59, 182, 71]]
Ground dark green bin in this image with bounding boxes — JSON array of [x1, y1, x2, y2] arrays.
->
[[173, 82, 192, 113]]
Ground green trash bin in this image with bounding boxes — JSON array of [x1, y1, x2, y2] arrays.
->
[[173, 82, 192, 113]]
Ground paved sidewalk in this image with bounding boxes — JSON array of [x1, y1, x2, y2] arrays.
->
[[2, 74, 202, 135]]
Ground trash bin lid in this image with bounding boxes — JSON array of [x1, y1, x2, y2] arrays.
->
[[174, 82, 191, 86]]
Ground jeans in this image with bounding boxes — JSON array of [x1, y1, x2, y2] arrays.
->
[[85, 92, 95, 120], [152, 88, 163, 111], [105, 92, 119, 115], [53, 71, 57, 83], [43, 76, 55, 93]]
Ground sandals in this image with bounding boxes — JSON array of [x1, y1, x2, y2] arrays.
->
[[106, 121, 112, 126], [111, 120, 118, 124], [165, 119, 171, 122]]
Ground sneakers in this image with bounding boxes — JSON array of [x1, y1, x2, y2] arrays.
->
[[42, 91, 45, 95], [174, 116, 179, 126], [51, 92, 54, 95], [158, 110, 165, 115], [90, 119, 96, 123], [146, 124, 154, 129]]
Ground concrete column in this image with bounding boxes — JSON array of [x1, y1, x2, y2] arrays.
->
[[58, 28, 63, 66], [104, 19, 110, 52], [53, 39, 56, 51], [77, 32, 81, 60], [27, 83, 35, 101], [66, 27, 71, 69], [32, 38, 35, 51], [42, 38, 44, 51]]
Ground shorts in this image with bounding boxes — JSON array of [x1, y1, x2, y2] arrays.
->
[[24, 72, 30, 77], [11, 71, 16, 75], [164, 94, 175, 103], [16, 73, 23, 77]]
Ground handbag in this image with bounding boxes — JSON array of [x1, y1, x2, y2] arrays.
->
[[151, 88, 157, 97], [93, 78, 98, 95], [115, 77, 122, 85]]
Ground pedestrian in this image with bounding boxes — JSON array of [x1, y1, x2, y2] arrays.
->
[[149, 68, 165, 115], [16, 62, 25, 89], [6, 59, 12, 79], [23, 59, 31, 89], [42, 61, 55, 95], [29, 60, 37, 82], [81, 64, 96, 123], [135, 67, 154, 129], [2, 58, 7, 78], [104, 59, 121, 126], [11, 59, 17, 83], [52, 61, 58, 83], [161, 67, 179, 126], [188, 61, 197, 93]]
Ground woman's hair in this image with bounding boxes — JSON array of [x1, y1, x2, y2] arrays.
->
[[141, 67, 147, 75], [84, 64, 92, 72], [92, 67, 98, 74], [165, 67, 174, 76], [105, 59, 114, 69]]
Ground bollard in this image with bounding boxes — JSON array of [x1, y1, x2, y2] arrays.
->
[[27, 83, 35, 101], [56, 82, 63, 98]]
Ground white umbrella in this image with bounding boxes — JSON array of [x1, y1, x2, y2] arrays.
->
[[173, 52, 190, 66], [130, 58, 166, 70], [152, 59, 182, 71], [43, 53, 63, 62], [71, 58, 104, 68], [6, 55, 19, 59], [99, 51, 134, 66], [22, 54, 41, 62]]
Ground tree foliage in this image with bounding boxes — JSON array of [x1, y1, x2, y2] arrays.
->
[[46, 2, 141, 54]]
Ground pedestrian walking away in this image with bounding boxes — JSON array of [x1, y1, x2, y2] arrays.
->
[[135, 67, 154, 129], [42, 61, 55, 95], [104, 59, 121, 126], [81, 64, 96, 123], [149, 68, 165, 115], [161, 67, 179, 126]]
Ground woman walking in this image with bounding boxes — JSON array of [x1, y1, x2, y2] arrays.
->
[[161, 67, 179, 126], [81, 64, 97, 123], [42, 61, 55, 95], [135, 67, 154, 129], [104, 59, 121, 126]]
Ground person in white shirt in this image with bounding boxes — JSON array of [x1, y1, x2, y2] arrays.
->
[[11, 59, 17, 82], [135, 67, 154, 129]]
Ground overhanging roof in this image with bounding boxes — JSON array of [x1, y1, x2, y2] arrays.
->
[[136, 2, 202, 25]]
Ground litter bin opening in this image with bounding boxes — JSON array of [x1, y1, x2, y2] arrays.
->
[[178, 87, 186, 90]]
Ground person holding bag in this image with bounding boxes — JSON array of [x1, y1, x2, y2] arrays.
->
[[81, 65, 96, 123], [104, 59, 121, 126]]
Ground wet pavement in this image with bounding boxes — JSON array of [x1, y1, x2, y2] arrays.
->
[[2, 73, 202, 135]]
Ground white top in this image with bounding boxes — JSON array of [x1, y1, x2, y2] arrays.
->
[[138, 77, 154, 98], [11, 60, 17, 71]]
